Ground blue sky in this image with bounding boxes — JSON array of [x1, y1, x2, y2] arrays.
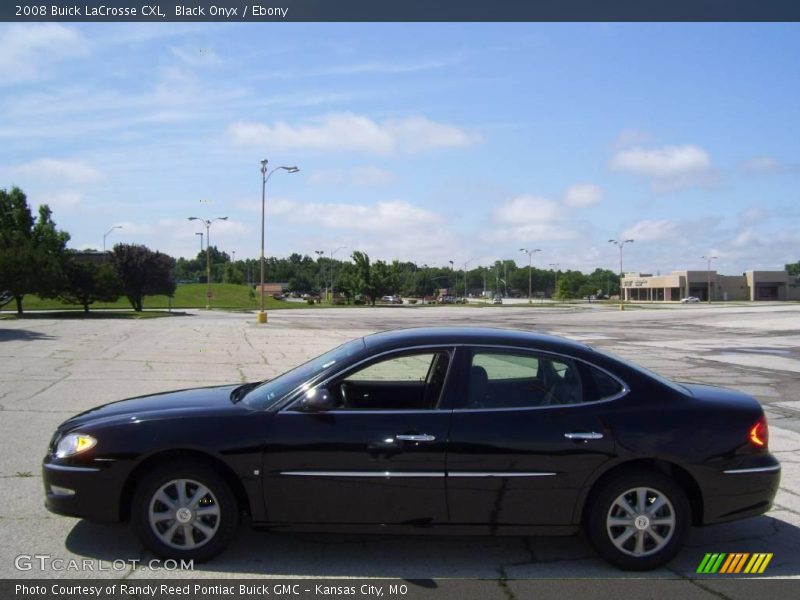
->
[[1, 22, 799, 274]]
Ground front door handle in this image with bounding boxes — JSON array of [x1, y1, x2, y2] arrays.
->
[[564, 431, 604, 440], [396, 434, 436, 442]]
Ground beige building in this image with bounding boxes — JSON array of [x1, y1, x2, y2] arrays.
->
[[621, 270, 800, 302]]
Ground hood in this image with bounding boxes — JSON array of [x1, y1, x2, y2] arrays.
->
[[58, 384, 246, 432]]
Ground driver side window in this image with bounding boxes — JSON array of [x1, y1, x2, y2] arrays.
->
[[333, 351, 450, 410]]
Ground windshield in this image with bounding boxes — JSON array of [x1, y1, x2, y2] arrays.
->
[[241, 338, 366, 409]]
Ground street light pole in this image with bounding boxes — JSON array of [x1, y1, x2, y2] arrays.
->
[[103, 225, 122, 253], [258, 159, 300, 324], [520, 248, 541, 304], [549, 263, 560, 300], [608, 239, 634, 306], [701, 255, 718, 303], [189, 216, 228, 310], [330, 246, 347, 302], [462, 260, 472, 300]]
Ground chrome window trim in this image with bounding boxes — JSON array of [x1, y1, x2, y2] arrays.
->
[[278, 341, 630, 414], [723, 465, 781, 475], [280, 344, 458, 413], [454, 343, 630, 412], [44, 463, 101, 473]]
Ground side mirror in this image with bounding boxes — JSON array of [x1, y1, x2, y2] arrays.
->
[[299, 388, 336, 412]]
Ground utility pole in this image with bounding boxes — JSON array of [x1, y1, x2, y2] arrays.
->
[[701, 255, 718, 303], [520, 248, 541, 304]]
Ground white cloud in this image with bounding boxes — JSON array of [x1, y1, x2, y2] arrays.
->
[[740, 156, 800, 174], [227, 113, 478, 155], [622, 219, 679, 242], [14, 158, 102, 183], [481, 224, 578, 243], [485, 195, 578, 243], [289, 200, 440, 232], [493, 195, 560, 224], [563, 184, 603, 207], [309, 166, 396, 187], [611, 144, 716, 191], [39, 191, 82, 210], [613, 128, 651, 149], [738, 207, 766, 225], [0, 24, 87, 84]]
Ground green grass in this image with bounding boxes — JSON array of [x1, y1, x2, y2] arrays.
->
[[3, 284, 299, 313]]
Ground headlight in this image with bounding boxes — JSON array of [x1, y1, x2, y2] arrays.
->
[[55, 433, 97, 458]]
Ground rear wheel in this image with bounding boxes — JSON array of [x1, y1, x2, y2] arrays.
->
[[132, 461, 239, 561], [587, 469, 690, 570]]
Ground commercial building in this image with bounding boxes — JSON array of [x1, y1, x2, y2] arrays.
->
[[621, 270, 800, 302]]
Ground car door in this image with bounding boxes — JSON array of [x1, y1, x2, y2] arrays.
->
[[261, 349, 454, 525], [446, 346, 623, 526]]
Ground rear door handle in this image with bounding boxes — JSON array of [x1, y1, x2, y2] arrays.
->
[[564, 432, 604, 440], [396, 434, 436, 442]]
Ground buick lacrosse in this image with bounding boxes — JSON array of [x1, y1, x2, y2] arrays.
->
[[43, 327, 780, 570]]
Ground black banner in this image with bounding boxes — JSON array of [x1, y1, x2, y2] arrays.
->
[[3, 0, 800, 23], [3, 579, 800, 600]]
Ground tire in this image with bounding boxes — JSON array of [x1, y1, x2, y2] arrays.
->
[[586, 468, 690, 570], [131, 460, 239, 562]]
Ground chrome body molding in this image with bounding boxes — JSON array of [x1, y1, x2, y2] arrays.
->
[[44, 463, 101, 473], [723, 465, 781, 475], [279, 471, 557, 478]]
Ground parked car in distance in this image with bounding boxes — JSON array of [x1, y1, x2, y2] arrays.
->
[[43, 327, 779, 570], [681, 296, 701, 303], [381, 295, 403, 304], [493, 296, 503, 305]]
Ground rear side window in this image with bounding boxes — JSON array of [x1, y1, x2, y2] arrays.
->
[[580, 363, 625, 402], [465, 350, 626, 409], [467, 350, 583, 408]]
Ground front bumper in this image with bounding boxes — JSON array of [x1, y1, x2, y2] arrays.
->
[[42, 458, 128, 522]]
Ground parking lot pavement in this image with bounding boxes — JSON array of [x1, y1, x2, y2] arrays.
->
[[1, 303, 798, 585]]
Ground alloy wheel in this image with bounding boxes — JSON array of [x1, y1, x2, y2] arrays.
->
[[606, 486, 676, 557], [148, 478, 221, 550]]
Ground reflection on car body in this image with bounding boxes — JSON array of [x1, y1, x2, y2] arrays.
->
[[43, 327, 779, 570]]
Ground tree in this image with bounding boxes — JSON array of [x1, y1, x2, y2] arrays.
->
[[0, 187, 70, 314], [60, 256, 122, 313], [351, 251, 378, 305], [786, 261, 800, 276], [112, 244, 176, 311]]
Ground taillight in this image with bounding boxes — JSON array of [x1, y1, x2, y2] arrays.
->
[[749, 416, 768, 449]]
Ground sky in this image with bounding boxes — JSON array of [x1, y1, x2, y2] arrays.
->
[[1, 22, 799, 275]]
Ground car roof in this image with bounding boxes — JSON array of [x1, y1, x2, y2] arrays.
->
[[362, 326, 592, 354]]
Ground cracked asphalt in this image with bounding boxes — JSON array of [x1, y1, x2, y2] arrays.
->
[[1, 302, 798, 595]]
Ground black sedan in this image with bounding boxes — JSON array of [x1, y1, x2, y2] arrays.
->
[[43, 327, 780, 570]]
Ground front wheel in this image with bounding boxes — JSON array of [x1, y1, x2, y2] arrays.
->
[[131, 461, 239, 562], [586, 469, 690, 570]]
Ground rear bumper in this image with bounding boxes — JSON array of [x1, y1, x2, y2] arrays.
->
[[42, 459, 127, 522], [700, 459, 781, 525]]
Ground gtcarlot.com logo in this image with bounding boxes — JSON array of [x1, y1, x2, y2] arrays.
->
[[696, 552, 773, 574]]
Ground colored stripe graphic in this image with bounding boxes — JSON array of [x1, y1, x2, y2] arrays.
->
[[697, 553, 727, 573], [743, 553, 773, 574], [698, 552, 773, 574]]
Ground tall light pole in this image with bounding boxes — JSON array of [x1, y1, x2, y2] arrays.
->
[[259, 159, 300, 324], [549, 263, 560, 300], [195, 232, 203, 253], [462, 260, 472, 300], [329, 246, 347, 302], [701, 255, 718, 303], [520, 248, 541, 304], [609, 239, 634, 304], [314, 250, 325, 297], [189, 216, 228, 309], [103, 225, 122, 253]]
